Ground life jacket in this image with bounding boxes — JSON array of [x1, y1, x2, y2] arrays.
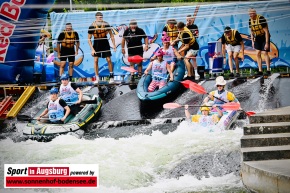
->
[[191, 114, 218, 127], [224, 29, 239, 45], [152, 60, 168, 82], [213, 90, 230, 105], [92, 21, 108, 39], [165, 24, 178, 41], [59, 82, 79, 105], [48, 98, 64, 122], [162, 46, 175, 64], [61, 31, 76, 48], [250, 14, 266, 36], [178, 27, 195, 46]]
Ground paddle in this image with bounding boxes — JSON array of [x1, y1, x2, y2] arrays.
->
[[128, 55, 144, 63], [119, 69, 194, 88], [17, 114, 60, 122], [163, 102, 241, 110], [127, 55, 202, 64], [151, 75, 193, 88], [121, 66, 138, 73], [66, 99, 98, 105], [189, 83, 255, 116]]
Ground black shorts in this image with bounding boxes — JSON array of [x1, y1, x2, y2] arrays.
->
[[60, 48, 75, 62], [254, 35, 270, 52], [93, 39, 112, 58], [69, 104, 82, 116], [128, 46, 143, 57]]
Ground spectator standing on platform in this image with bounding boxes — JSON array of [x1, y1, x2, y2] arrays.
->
[[122, 19, 148, 82], [186, 14, 200, 79], [88, 12, 116, 84], [163, 19, 179, 50], [221, 26, 244, 78], [172, 22, 199, 81], [57, 23, 79, 81], [248, 8, 271, 76]]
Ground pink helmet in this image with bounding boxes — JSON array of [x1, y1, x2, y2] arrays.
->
[[154, 49, 165, 57], [161, 31, 170, 43]]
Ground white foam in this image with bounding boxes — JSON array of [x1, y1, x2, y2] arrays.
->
[[0, 121, 245, 193]]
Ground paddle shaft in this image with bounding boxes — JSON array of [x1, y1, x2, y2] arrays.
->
[[206, 92, 253, 116], [66, 100, 97, 105]]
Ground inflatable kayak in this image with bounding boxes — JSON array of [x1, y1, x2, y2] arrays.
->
[[195, 109, 240, 130], [136, 60, 186, 101], [22, 92, 102, 136]]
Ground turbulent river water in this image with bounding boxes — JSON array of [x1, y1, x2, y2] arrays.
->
[[1, 75, 289, 193]]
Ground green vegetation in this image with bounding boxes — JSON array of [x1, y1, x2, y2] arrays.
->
[[50, 0, 239, 12]]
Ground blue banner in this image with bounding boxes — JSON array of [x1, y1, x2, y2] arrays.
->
[[50, 1, 290, 78], [2, 0, 290, 83]]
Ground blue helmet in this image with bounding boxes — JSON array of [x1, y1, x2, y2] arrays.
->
[[60, 73, 69, 80], [50, 87, 58, 94]]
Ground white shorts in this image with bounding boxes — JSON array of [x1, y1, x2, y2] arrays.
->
[[226, 44, 241, 53], [186, 49, 199, 57]]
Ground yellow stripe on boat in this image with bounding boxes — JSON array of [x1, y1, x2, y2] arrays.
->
[[78, 101, 102, 127]]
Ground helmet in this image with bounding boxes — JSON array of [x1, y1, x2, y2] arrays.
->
[[154, 49, 165, 57], [161, 31, 170, 43], [60, 73, 69, 80], [50, 87, 58, 94], [215, 76, 226, 86], [200, 106, 210, 111]]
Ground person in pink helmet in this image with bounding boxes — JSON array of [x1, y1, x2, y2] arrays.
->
[[151, 32, 180, 72], [144, 49, 173, 92]]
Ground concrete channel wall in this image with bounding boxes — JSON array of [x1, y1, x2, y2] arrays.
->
[[241, 107, 290, 193]]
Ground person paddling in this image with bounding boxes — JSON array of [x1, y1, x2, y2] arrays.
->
[[203, 76, 239, 109], [37, 87, 70, 124], [184, 103, 223, 127], [144, 49, 173, 92]]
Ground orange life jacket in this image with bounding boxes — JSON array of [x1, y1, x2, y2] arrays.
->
[[165, 24, 178, 41], [61, 31, 76, 48], [92, 21, 108, 39]]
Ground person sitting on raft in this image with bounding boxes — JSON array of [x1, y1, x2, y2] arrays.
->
[[59, 73, 83, 115], [184, 103, 223, 127], [144, 49, 173, 92], [37, 87, 70, 124], [150, 32, 180, 72], [203, 76, 239, 108]]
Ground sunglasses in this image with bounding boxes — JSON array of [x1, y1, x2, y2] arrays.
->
[[216, 85, 224, 87]]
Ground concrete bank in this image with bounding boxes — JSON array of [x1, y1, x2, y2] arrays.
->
[[241, 106, 290, 193]]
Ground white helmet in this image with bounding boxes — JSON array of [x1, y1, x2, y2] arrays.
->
[[215, 76, 226, 86]]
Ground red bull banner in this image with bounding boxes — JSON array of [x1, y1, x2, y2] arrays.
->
[[0, 0, 55, 83]]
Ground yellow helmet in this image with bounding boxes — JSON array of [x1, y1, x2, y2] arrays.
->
[[200, 105, 210, 111]]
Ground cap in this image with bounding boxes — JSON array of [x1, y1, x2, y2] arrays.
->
[[215, 76, 227, 86], [129, 19, 137, 25], [200, 103, 211, 111], [50, 87, 58, 94], [161, 31, 170, 42], [60, 73, 69, 80], [224, 26, 231, 33], [95, 12, 103, 16], [248, 8, 256, 14], [154, 49, 165, 57], [167, 19, 177, 25]]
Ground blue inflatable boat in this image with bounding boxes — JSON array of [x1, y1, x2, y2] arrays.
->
[[137, 60, 186, 101]]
